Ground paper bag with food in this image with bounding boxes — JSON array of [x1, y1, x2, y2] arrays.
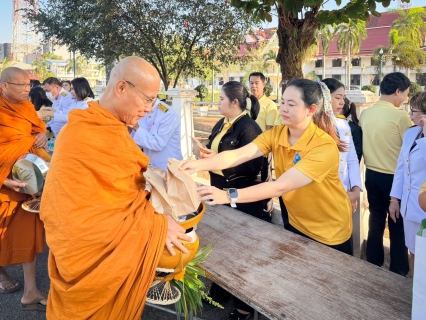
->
[[191, 137, 208, 159], [167, 158, 200, 216], [144, 167, 178, 220]]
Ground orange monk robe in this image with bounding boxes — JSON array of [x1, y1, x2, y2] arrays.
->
[[0, 90, 49, 266], [40, 101, 168, 320]]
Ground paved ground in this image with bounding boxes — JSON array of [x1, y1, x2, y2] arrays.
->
[[0, 244, 268, 320]]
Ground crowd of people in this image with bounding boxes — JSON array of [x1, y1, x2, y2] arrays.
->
[[0, 57, 425, 320]]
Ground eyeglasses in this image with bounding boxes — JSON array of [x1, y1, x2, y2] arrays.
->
[[6, 82, 31, 89], [410, 107, 426, 114], [124, 80, 156, 106]]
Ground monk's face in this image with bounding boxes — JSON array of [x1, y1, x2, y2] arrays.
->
[[1, 72, 31, 103], [44, 83, 62, 99], [118, 80, 159, 126]]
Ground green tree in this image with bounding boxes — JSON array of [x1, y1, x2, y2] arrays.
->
[[43, 52, 63, 60], [409, 82, 422, 99], [195, 84, 208, 101], [32, 58, 55, 81], [262, 50, 277, 74], [0, 58, 13, 75], [318, 24, 336, 79], [66, 56, 89, 77], [335, 19, 367, 88], [391, 7, 426, 48], [361, 85, 376, 93], [373, 30, 426, 72], [230, 0, 406, 81], [26, 0, 253, 90]]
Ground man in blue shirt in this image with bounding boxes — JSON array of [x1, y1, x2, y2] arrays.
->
[[131, 99, 182, 170]]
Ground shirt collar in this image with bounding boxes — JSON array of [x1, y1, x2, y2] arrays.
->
[[224, 110, 247, 126], [278, 121, 317, 150]]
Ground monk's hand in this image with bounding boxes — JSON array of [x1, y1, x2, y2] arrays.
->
[[34, 132, 47, 149], [197, 186, 229, 206], [3, 178, 27, 192], [165, 215, 192, 256]]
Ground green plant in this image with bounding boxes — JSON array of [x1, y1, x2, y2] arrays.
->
[[171, 245, 223, 319], [264, 82, 273, 97], [409, 82, 422, 99], [195, 85, 208, 101], [361, 85, 376, 93]]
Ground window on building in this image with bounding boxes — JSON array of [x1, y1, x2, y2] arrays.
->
[[240, 77, 244, 83], [218, 77, 224, 86], [351, 74, 360, 86], [416, 73, 426, 86], [331, 74, 341, 81], [371, 75, 380, 86], [229, 77, 235, 81], [371, 58, 378, 66], [332, 59, 342, 67], [315, 59, 323, 68], [351, 58, 361, 67]]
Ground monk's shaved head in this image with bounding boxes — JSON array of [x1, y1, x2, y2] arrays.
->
[[100, 56, 161, 126], [109, 56, 160, 87], [0, 67, 29, 83], [1, 67, 31, 103]]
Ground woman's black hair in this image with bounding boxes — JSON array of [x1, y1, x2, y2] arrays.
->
[[343, 98, 360, 125], [221, 81, 260, 120], [71, 77, 95, 101], [29, 87, 53, 111], [286, 78, 345, 152], [322, 78, 345, 94]]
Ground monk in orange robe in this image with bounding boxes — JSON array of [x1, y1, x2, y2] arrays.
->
[[40, 56, 190, 319], [0, 67, 49, 310]]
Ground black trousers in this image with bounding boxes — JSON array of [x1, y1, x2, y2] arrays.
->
[[365, 169, 409, 276], [279, 197, 353, 256]]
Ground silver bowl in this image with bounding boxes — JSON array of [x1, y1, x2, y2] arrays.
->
[[12, 153, 49, 195]]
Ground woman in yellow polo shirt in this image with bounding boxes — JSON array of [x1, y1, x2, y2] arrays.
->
[[181, 78, 353, 254]]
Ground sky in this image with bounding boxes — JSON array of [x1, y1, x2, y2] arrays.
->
[[0, 0, 424, 43]]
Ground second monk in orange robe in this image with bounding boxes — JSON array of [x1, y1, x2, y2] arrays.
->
[[40, 57, 190, 319]]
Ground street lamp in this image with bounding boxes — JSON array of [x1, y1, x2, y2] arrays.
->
[[378, 48, 384, 87]]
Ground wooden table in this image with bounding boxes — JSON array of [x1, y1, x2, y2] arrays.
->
[[197, 205, 412, 320]]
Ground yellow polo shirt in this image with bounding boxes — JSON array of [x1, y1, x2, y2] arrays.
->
[[253, 121, 352, 245], [210, 111, 247, 175], [359, 101, 412, 174], [256, 95, 278, 132]]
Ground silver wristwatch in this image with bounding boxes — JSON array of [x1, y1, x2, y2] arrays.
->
[[227, 188, 238, 208]]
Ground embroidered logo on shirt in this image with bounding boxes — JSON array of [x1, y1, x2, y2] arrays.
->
[[61, 92, 67, 97], [293, 153, 301, 165], [158, 103, 169, 113], [345, 132, 352, 136]]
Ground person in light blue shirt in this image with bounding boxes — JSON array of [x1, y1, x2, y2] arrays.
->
[[131, 99, 182, 171], [39, 77, 74, 137], [38, 77, 94, 136]]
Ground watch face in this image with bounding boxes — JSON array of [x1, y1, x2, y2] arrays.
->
[[229, 188, 238, 199]]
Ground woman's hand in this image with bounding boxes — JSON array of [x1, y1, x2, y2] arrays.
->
[[347, 187, 360, 212], [34, 132, 47, 149], [37, 108, 55, 119], [179, 159, 203, 175], [197, 186, 229, 206], [201, 149, 216, 159], [3, 178, 27, 192], [389, 198, 400, 223], [165, 215, 192, 256]]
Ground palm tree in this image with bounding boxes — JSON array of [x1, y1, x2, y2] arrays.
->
[[262, 50, 277, 73], [391, 7, 426, 48], [66, 56, 89, 77], [373, 29, 426, 74], [335, 19, 367, 88], [317, 24, 336, 79], [32, 58, 51, 80], [0, 58, 13, 75]]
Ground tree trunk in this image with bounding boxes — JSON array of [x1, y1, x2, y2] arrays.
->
[[276, 6, 320, 86]]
